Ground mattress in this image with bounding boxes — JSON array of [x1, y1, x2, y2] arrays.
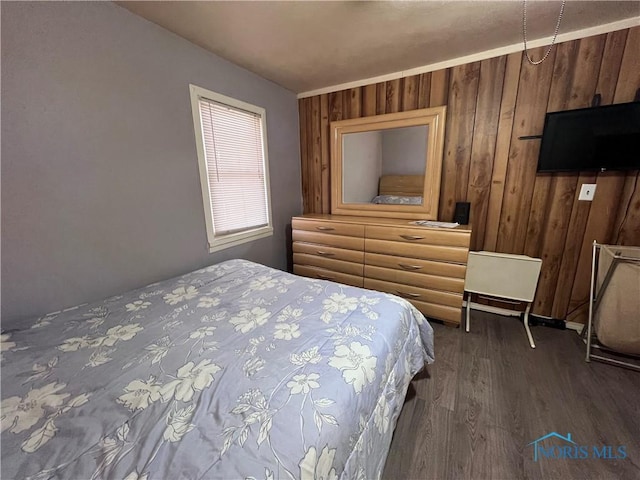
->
[[1, 259, 434, 479]]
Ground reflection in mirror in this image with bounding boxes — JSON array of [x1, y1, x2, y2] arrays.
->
[[331, 106, 446, 220], [342, 125, 428, 204]]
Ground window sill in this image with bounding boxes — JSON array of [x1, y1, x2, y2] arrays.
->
[[208, 226, 273, 253]]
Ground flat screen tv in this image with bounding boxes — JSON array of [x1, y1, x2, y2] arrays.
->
[[537, 101, 640, 173]]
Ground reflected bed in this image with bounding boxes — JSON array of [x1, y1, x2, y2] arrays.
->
[[372, 174, 425, 205], [372, 195, 423, 205]]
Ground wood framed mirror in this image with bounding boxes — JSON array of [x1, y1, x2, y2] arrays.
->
[[330, 106, 446, 219]]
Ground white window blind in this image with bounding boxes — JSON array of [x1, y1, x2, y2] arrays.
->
[[198, 98, 269, 236]]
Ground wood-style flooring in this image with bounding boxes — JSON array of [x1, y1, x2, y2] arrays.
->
[[382, 311, 640, 480]]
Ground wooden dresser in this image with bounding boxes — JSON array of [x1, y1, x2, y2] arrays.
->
[[292, 214, 471, 326]]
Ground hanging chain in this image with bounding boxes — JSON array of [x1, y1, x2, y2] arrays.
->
[[523, 0, 566, 65]]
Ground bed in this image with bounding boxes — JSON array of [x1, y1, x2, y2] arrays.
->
[[1, 259, 434, 479], [371, 175, 424, 205]]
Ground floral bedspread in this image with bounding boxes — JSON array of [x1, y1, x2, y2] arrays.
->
[[1, 259, 434, 480]]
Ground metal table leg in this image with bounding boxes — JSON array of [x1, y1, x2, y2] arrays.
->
[[523, 302, 535, 349]]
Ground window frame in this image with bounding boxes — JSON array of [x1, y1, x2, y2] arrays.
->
[[189, 84, 273, 253]]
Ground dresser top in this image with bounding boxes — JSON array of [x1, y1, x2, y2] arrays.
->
[[295, 214, 471, 232]]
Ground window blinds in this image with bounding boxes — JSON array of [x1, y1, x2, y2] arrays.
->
[[198, 98, 269, 236]]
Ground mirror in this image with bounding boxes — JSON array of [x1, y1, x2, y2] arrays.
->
[[342, 125, 428, 204], [331, 106, 446, 219]]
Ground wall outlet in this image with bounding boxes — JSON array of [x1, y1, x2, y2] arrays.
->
[[578, 183, 597, 201]]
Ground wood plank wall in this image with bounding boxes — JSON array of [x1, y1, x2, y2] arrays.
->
[[298, 26, 640, 323]]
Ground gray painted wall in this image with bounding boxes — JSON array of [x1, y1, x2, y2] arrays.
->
[[1, 2, 302, 325], [342, 131, 382, 203], [381, 125, 428, 176]]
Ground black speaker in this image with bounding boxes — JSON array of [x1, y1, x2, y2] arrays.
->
[[453, 202, 470, 225]]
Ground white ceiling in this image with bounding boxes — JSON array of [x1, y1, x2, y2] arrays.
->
[[119, 1, 640, 94]]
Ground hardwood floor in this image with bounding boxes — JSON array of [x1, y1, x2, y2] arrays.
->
[[383, 312, 640, 480]]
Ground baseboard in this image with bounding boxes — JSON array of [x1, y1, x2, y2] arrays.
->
[[565, 321, 585, 333], [529, 314, 566, 330]]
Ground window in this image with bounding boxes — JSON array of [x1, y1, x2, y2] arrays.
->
[[190, 85, 273, 253]]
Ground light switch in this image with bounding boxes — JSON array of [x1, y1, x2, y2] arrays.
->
[[578, 184, 597, 201]]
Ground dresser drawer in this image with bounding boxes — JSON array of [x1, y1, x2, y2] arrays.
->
[[293, 253, 363, 277], [293, 218, 364, 237], [294, 265, 364, 288], [366, 238, 468, 264], [293, 231, 364, 251], [409, 300, 462, 325], [364, 278, 462, 323], [365, 265, 465, 293], [364, 278, 463, 307], [366, 225, 470, 247], [365, 252, 467, 278], [293, 242, 364, 263]]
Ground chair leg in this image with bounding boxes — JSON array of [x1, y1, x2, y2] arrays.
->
[[523, 302, 535, 349], [465, 292, 471, 333]]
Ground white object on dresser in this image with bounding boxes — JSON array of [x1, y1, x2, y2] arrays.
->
[[464, 251, 542, 348]]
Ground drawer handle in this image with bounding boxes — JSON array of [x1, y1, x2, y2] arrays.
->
[[396, 291, 421, 299], [398, 263, 422, 271], [316, 251, 335, 257], [317, 274, 334, 281], [400, 234, 424, 241], [316, 226, 335, 231]]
